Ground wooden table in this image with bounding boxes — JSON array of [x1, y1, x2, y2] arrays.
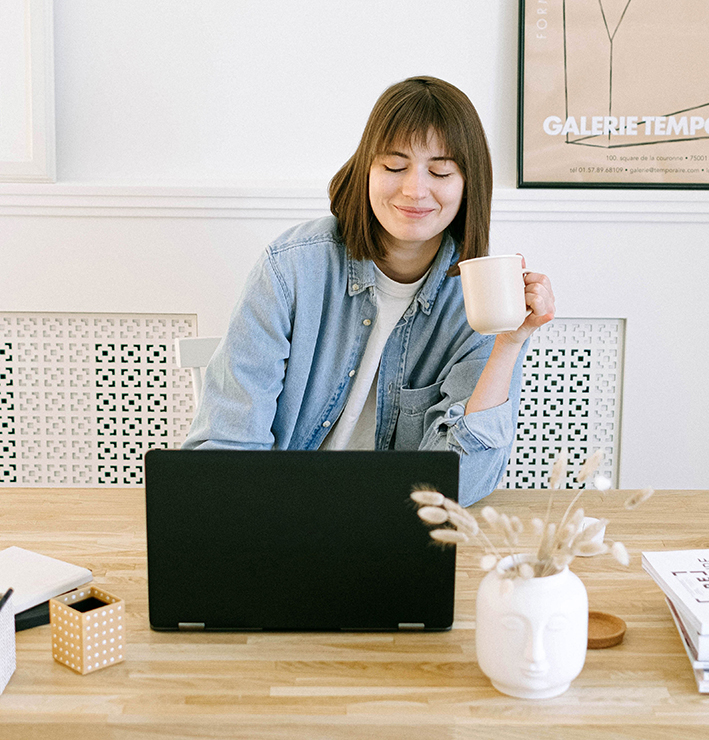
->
[[1, 487, 708, 739]]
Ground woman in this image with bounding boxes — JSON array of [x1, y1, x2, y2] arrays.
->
[[183, 76, 555, 505]]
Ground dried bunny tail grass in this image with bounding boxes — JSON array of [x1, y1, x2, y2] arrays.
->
[[593, 474, 612, 491], [572, 540, 609, 557], [447, 510, 480, 537], [551, 552, 574, 571], [536, 522, 557, 562], [510, 516, 524, 534], [557, 522, 578, 548], [569, 508, 585, 529], [482, 509, 518, 554], [500, 514, 516, 542], [624, 487, 655, 510], [444, 500, 482, 535], [576, 449, 604, 483], [538, 560, 564, 577], [531, 517, 545, 535], [518, 562, 535, 580], [410, 490, 444, 507], [430, 529, 469, 545], [441, 498, 467, 515], [549, 447, 568, 489], [555, 485, 592, 542], [417, 506, 449, 525], [480, 554, 498, 571], [542, 447, 568, 532], [574, 517, 608, 544], [424, 496, 481, 536], [611, 541, 630, 566], [480, 506, 500, 527]]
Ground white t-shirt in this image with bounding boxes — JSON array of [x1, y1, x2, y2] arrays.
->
[[321, 265, 428, 450]]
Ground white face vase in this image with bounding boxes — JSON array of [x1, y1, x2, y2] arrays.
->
[[476, 558, 588, 699]]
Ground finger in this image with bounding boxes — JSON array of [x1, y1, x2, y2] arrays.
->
[[523, 271, 551, 287], [525, 286, 555, 317], [524, 281, 555, 305], [524, 277, 555, 306]]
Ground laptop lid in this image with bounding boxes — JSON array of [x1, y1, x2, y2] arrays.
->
[[145, 449, 458, 632]]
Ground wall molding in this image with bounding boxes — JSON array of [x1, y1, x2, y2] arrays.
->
[[0, 183, 708, 221]]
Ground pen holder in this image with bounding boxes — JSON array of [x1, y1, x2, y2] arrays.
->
[[49, 586, 125, 675], [0, 591, 16, 694]]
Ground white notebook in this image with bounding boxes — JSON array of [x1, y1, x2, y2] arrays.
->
[[0, 547, 92, 615]]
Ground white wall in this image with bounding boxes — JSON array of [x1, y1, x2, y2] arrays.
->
[[1, 1, 707, 489], [53, 0, 516, 187]]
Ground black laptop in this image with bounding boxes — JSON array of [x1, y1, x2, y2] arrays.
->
[[144, 449, 458, 632]]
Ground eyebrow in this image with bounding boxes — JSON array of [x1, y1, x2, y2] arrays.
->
[[384, 150, 455, 163]]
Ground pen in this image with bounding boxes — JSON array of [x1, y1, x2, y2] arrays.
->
[[0, 588, 13, 613]]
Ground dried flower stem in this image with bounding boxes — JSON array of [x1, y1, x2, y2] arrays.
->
[[576, 449, 604, 483], [410, 443, 650, 581], [624, 487, 655, 510]]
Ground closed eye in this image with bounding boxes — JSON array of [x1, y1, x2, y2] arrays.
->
[[547, 614, 569, 632], [383, 166, 453, 178], [500, 615, 526, 631]]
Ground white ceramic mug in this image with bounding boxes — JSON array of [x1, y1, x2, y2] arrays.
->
[[458, 254, 531, 335]]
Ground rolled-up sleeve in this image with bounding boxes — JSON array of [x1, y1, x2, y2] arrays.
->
[[418, 341, 528, 506]]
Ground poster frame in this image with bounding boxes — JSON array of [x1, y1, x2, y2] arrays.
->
[[517, 0, 709, 190]]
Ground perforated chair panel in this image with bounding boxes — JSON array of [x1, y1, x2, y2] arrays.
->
[[0, 313, 196, 487], [502, 318, 624, 488], [0, 314, 623, 488]]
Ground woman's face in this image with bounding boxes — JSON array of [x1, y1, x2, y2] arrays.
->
[[368, 129, 464, 257]]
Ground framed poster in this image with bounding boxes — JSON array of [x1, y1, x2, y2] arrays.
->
[[518, 0, 709, 189]]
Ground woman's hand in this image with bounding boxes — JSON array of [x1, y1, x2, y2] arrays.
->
[[495, 255, 556, 347]]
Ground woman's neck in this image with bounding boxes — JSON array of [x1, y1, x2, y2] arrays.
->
[[374, 234, 441, 283]]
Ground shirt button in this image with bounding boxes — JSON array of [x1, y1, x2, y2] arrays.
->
[[352, 283, 360, 291], [322, 420, 331, 428], [363, 319, 371, 326], [348, 370, 356, 377]]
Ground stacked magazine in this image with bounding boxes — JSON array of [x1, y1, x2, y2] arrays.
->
[[642, 549, 709, 693]]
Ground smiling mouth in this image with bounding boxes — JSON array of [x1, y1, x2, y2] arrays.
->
[[522, 667, 549, 679], [394, 206, 435, 218]]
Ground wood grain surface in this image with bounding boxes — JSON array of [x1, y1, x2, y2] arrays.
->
[[1, 487, 708, 739]]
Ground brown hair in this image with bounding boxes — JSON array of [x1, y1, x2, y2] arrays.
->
[[329, 76, 492, 275]]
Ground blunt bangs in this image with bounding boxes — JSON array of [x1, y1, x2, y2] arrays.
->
[[375, 95, 462, 175]]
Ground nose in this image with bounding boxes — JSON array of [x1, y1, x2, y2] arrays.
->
[[400, 167, 428, 200], [524, 627, 550, 674]]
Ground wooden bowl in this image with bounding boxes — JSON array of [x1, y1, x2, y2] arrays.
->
[[588, 611, 627, 649]]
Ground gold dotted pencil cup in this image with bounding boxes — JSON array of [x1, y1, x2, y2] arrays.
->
[[50, 586, 125, 675]]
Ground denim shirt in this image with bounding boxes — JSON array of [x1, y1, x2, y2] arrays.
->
[[182, 216, 527, 505]]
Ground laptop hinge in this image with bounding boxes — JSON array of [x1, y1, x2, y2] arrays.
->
[[398, 622, 425, 631], [178, 622, 205, 631]]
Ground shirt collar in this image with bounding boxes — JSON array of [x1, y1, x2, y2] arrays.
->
[[347, 231, 456, 316]]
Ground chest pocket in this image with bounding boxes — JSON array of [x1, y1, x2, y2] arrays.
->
[[396, 380, 444, 448]]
